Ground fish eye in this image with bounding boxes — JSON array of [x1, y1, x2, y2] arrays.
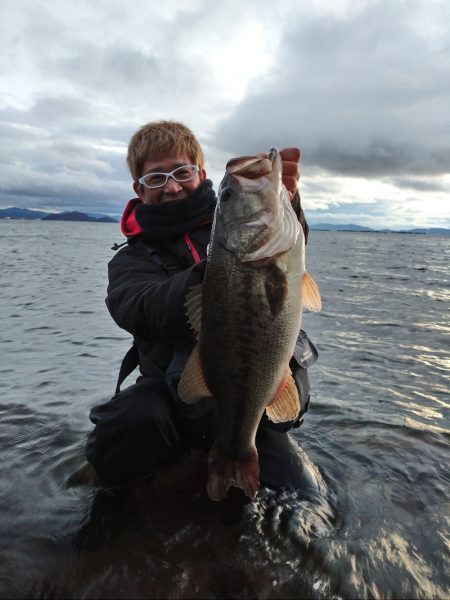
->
[[220, 187, 233, 202]]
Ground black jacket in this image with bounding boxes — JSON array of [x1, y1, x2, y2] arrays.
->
[[106, 179, 218, 383], [106, 224, 211, 378]]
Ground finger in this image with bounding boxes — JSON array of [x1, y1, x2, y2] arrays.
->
[[282, 161, 300, 194], [282, 174, 299, 197], [280, 147, 301, 163], [281, 161, 300, 178]]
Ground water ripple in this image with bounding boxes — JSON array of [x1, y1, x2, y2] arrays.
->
[[0, 224, 449, 599]]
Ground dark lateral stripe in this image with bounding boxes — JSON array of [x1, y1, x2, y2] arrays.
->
[[264, 263, 288, 316]]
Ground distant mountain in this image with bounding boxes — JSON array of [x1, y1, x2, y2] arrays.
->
[[405, 227, 450, 236], [0, 207, 50, 219], [42, 211, 117, 223], [0, 206, 118, 222], [87, 211, 119, 221], [95, 215, 118, 223]]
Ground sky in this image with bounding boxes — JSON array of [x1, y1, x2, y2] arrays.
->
[[0, 0, 449, 229]]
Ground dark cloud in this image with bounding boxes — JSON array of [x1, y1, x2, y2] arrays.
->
[[214, 0, 450, 179], [389, 176, 449, 192]]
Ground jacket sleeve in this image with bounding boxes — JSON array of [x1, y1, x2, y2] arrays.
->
[[291, 190, 309, 243], [106, 244, 205, 343]]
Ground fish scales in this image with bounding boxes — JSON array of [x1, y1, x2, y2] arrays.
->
[[200, 240, 303, 458]]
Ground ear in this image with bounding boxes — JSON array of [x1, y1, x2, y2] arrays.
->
[[133, 181, 144, 200], [200, 168, 207, 181]]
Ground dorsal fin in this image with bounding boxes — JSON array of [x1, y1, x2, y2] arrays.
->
[[185, 284, 203, 338]]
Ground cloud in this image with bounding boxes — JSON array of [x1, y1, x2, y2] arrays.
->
[[389, 176, 450, 193], [0, 104, 130, 214], [213, 0, 450, 179], [0, 0, 448, 228]]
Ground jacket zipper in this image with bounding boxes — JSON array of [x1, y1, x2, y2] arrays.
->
[[183, 233, 201, 264]]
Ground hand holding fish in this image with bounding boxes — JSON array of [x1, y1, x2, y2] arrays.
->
[[280, 147, 301, 198], [257, 147, 301, 199]]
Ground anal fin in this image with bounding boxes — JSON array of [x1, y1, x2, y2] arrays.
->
[[178, 345, 212, 404]]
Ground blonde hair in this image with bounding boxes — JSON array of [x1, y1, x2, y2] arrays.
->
[[127, 120, 205, 181]]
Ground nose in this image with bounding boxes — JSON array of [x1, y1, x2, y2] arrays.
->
[[163, 175, 183, 193]]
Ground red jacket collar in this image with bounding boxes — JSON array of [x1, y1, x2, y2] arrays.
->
[[121, 198, 144, 237]]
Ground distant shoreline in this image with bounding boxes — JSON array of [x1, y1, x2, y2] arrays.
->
[[308, 223, 450, 236], [0, 207, 448, 235]]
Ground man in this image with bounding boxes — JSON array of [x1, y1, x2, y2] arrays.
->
[[85, 121, 317, 494]]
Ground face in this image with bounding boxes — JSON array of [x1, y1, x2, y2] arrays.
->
[[133, 152, 206, 205]]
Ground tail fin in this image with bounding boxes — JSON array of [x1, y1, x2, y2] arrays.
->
[[207, 443, 260, 502]]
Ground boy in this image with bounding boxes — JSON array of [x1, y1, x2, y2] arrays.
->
[[85, 121, 317, 493]]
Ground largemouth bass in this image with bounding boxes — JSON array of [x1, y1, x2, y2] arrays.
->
[[178, 148, 321, 501]]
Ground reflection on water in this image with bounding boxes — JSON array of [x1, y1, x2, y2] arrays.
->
[[0, 222, 449, 598]]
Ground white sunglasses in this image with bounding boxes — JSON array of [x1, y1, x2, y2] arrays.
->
[[138, 165, 200, 189]]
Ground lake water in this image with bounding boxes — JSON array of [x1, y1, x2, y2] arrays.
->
[[0, 221, 448, 599]]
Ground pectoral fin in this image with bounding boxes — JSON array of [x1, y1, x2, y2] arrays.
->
[[302, 272, 322, 312], [178, 345, 212, 404], [265, 372, 301, 423]]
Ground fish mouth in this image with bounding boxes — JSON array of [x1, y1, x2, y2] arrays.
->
[[223, 147, 280, 178]]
